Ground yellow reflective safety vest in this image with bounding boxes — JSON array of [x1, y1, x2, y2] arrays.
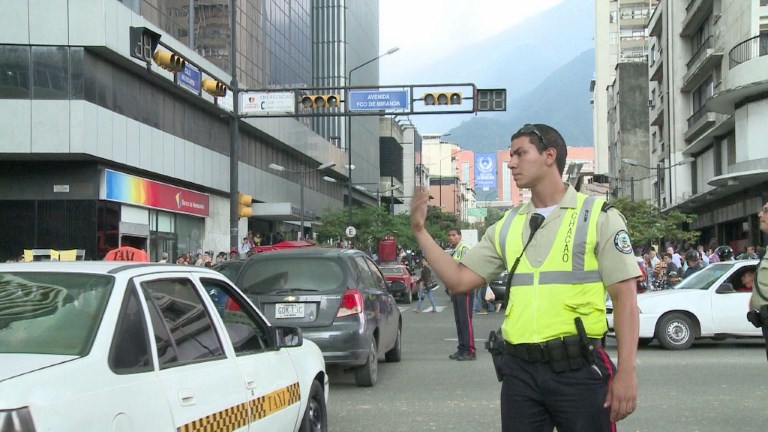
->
[[453, 242, 470, 261], [494, 194, 607, 343]]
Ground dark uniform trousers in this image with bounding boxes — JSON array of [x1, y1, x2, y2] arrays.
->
[[499, 345, 616, 432], [452, 292, 474, 355]]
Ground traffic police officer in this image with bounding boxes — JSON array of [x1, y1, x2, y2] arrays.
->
[[749, 202, 768, 360], [447, 228, 475, 361], [410, 124, 639, 431]]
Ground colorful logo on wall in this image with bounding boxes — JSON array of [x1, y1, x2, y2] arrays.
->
[[102, 170, 209, 217]]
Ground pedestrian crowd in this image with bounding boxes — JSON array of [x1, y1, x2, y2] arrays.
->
[[637, 242, 763, 291]]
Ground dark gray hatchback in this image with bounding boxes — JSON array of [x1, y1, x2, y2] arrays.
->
[[213, 248, 402, 387]]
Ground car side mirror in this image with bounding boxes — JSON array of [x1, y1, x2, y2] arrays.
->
[[273, 326, 303, 348], [716, 282, 735, 294]]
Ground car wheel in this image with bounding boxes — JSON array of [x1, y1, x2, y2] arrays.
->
[[354, 338, 378, 387], [656, 313, 696, 350], [299, 380, 327, 432], [385, 324, 402, 363]]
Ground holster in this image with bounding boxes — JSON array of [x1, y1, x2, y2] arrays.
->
[[485, 329, 505, 382], [747, 305, 768, 362]]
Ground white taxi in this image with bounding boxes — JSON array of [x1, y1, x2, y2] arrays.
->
[[0, 262, 328, 431], [607, 260, 761, 350]]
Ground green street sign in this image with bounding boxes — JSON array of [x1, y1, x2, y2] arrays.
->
[[467, 207, 488, 217]]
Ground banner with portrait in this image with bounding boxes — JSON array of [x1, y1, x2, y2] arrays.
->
[[474, 153, 497, 189]]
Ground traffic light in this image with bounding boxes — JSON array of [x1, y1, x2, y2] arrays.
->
[[423, 92, 462, 106], [238, 192, 253, 218], [152, 49, 185, 72], [300, 94, 341, 109], [202, 79, 227, 97]]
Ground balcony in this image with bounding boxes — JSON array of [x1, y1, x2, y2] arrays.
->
[[708, 34, 768, 114], [684, 105, 717, 142], [681, 37, 723, 92], [680, 0, 713, 37]]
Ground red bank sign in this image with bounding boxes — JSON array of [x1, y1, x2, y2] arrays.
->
[[103, 170, 210, 217]]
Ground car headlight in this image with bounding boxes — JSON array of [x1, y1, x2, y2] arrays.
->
[[0, 407, 36, 432]]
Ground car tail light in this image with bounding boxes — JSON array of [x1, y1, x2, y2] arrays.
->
[[337, 289, 363, 317]]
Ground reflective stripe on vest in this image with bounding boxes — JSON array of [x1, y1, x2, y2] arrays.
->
[[493, 193, 607, 342]]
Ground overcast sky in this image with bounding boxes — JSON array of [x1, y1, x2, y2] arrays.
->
[[378, 0, 564, 84], [377, 0, 564, 132]]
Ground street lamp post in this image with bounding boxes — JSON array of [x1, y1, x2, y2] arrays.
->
[[345, 47, 400, 227], [269, 162, 335, 239]]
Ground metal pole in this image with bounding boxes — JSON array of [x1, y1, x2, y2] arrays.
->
[[188, 0, 195, 49], [390, 176, 394, 215], [228, 0, 240, 250], [346, 68, 354, 229], [631, 177, 635, 202], [656, 162, 662, 211], [299, 170, 305, 241]]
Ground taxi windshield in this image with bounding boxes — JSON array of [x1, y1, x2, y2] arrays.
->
[[0, 272, 114, 356], [674, 263, 735, 290]]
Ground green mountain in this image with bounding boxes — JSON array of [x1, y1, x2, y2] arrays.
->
[[447, 48, 595, 153]]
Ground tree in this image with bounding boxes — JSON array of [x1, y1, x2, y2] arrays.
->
[[315, 205, 459, 252], [609, 197, 699, 250]]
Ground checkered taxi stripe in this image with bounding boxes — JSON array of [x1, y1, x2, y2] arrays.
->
[[178, 382, 301, 432]]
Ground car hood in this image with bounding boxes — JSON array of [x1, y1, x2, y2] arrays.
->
[[0, 354, 78, 382], [635, 289, 705, 312]]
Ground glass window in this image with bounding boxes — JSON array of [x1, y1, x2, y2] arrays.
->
[[238, 257, 345, 294], [200, 278, 270, 354], [69, 47, 84, 99], [0, 272, 114, 355], [364, 258, 388, 291], [354, 256, 376, 291], [32, 46, 69, 99], [141, 278, 225, 368], [109, 280, 153, 373], [0, 45, 31, 98]]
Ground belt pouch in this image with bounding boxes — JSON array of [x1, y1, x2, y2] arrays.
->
[[546, 339, 568, 373], [564, 338, 585, 370]]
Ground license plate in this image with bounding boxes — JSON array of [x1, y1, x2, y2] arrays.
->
[[275, 303, 305, 319]]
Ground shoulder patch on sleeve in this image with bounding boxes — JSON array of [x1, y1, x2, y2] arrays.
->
[[613, 230, 633, 254], [601, 202, 614, 212]]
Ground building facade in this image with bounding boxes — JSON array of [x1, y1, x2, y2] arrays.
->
[[0, 0, 380, 261], [647, 0, 768, 251], [592, 0, 659, 175]]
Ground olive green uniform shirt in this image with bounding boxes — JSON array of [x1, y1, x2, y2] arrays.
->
[[461, 184, 641, 285], [750, 255, 768, 310]]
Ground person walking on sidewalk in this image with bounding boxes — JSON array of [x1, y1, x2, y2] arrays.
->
[[414, 258, 438, 312]]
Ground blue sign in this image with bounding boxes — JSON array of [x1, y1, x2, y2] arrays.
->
[[348, 90, 408, 111], [177, 64, 201, 93], [475, 153, 497, 189]]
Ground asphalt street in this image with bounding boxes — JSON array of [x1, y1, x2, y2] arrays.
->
[[326, 285, 767, 432]]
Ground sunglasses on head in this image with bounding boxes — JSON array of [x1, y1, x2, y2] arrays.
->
[[517, 124, 548, 148]]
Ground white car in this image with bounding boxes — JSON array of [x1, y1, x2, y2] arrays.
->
[[0, 262, 328, 431], [607, 260, 761, 350]]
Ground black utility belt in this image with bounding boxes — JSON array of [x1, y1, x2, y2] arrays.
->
[[505, 335, 601, 372]]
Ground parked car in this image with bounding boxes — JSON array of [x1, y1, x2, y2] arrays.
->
[[0, 261, 328, 431], [489, 271, 508, 306], [606, 260, 761, 350], [214, 248, 402, 387], [379, 264, 417, 303]]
